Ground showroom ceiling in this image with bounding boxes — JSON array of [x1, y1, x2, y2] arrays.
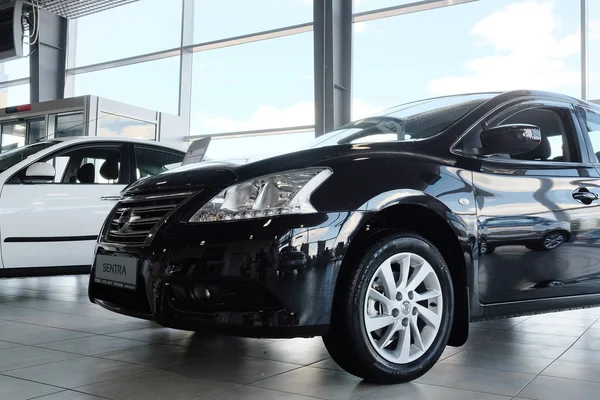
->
[[0, 0, 140, 19]]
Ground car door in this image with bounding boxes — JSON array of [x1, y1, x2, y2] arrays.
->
[[0, 142, 130, 269], [467, 100, 600, 305]]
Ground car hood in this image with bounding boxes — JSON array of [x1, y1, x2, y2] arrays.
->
[[122, 141, 437, 196]]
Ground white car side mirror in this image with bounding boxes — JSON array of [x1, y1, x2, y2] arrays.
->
[[24, 162, 56, 183]]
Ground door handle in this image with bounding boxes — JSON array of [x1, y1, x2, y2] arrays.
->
[[101, 196, 121, 201], [573, 188, 599, 203]]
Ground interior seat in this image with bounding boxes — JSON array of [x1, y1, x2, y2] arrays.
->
[[77, 163, 96, 184], [100, 159, 119, 182]]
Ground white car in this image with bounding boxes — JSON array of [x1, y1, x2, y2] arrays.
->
[[0, 136, 185, 275]]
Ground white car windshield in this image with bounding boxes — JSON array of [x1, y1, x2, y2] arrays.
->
[[308, 93, 495, 148], [0, 141, 58, 173]]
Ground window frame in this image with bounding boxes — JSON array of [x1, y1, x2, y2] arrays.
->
[[7, 142, 131, 185], [453, 98, 593, 167], [574, 105, 600, 165]]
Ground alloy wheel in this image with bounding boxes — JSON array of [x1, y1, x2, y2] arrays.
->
[[544, 233, 565, 249], [363, 252, 443, 364]]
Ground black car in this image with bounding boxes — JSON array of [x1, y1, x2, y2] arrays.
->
[[89, 90, 600, 384]]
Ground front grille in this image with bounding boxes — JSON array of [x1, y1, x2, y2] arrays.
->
[[105, 192, 193, 245]]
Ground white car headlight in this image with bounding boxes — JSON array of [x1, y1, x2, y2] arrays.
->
[[189, 168, 332, 223]]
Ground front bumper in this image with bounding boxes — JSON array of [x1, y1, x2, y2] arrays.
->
[[89, 211, 369, 337]]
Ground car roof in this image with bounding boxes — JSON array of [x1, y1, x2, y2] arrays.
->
[[46, 136, 185, 153]]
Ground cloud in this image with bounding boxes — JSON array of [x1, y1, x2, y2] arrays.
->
[[428, 0, 593, 95], [192, 98, 383, 135]]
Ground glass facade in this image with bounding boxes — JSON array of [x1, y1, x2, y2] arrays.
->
[[72, 57, 181, 114], [0, 84, 29, 108], [56, 0, 599, 160]]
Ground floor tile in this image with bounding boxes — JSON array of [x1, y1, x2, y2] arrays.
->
[[33, 391, 108, 400], [309, 358, 344, 372], [107, 326, 194, 343], [95, 344, 201, 368], [542, 360, 600, 382], [472, 340, 566, 360], [572, 335, 600, 351], [16, 314, 147, 334], [519, 375, 600, 399], [0, 340, 21, 350], [491, 331, 578, 348], [559, 347, 600, 365], [203, 385, 318, 400], [0, 346, 80, 372], [4, 356, 152, 389], [243, 338, 330, 365], [76, 369, 238, 400], [361, 382, 511, 400], [525, 315, 596, 328], [439, 346, 464, 360], [441, 350, 554, 374], [166, 355, 298, 385], [471, 317, 529, 330], [416, 363, 535, 396], [0, 375, 62, 400], [169, 334, 278, 357], [0, 321, 93, 345], [509, 322, 588, 337], [251, 366, 382, 400], [39, 335, 147, 356]]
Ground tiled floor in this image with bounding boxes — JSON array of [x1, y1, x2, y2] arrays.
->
[[0, 275, 599, 400]]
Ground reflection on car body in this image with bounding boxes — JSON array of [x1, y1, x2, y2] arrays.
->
[[89, 90, 600, 384], [479, 215, 570, 253]]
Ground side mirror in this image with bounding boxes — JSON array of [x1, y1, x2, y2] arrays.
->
[[24, 162, 56, 183], [479, 124, 541, 156]]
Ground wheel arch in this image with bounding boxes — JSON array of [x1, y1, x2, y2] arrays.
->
[[333, 194, 473, 347]]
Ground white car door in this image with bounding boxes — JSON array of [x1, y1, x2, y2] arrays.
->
[[0, 142, 128, 269]]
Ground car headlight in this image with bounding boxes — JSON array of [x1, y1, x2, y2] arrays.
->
[[189, 168, 332, 222]]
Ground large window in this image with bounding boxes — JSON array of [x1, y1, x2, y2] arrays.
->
[[98, 113, 157, 141], [590, 1, 600, 100], [0, 84, 29, 108], [73, 0, 182, 66], [354, 0, 419, 13], [0, 58, 29, 83], [193, 0, 312, 43], [353, 0, 582, 119], [190, 32, 314, 142], [72, 57, 180, 114], [205, 131, 315, 161]]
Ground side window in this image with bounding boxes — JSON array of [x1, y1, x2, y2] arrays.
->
[[580, 108, 600, 162], [134, 146, 183, 180], [33, 145, 123, 184], [493, 107, 578, 162]]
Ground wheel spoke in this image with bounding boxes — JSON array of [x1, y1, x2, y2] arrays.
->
[[365, 314, 396, 332], [398, 254, 411, 290], [368, 288, 392, 309], [413, 290, 441, 303], [406, 263, 431, 292], [377, 259, 397, 298], [396, 324, 412, 363], [376, 321, 399, 349], [410, 317, 424, 351], [415, 304, 441, 328]]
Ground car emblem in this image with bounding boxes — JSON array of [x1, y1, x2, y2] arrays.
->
[[401, 301, 411, 315], [117, 209, 132, 232]]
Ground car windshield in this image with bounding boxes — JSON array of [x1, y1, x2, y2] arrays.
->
[[0, 141, 58, 173], [308, 93, 495, 148]]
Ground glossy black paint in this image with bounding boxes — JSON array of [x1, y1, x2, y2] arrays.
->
[[89, 90, 600, 339]]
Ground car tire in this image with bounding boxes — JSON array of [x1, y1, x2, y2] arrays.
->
[[323, 232, 454, 383], [527, 231, 567, 251]]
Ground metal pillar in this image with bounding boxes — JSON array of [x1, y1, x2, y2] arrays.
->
[[313, 0, 353, 137], [581, 0, 589, 100], [29, 8, 68, 103], [179, 0, 194, 126]]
